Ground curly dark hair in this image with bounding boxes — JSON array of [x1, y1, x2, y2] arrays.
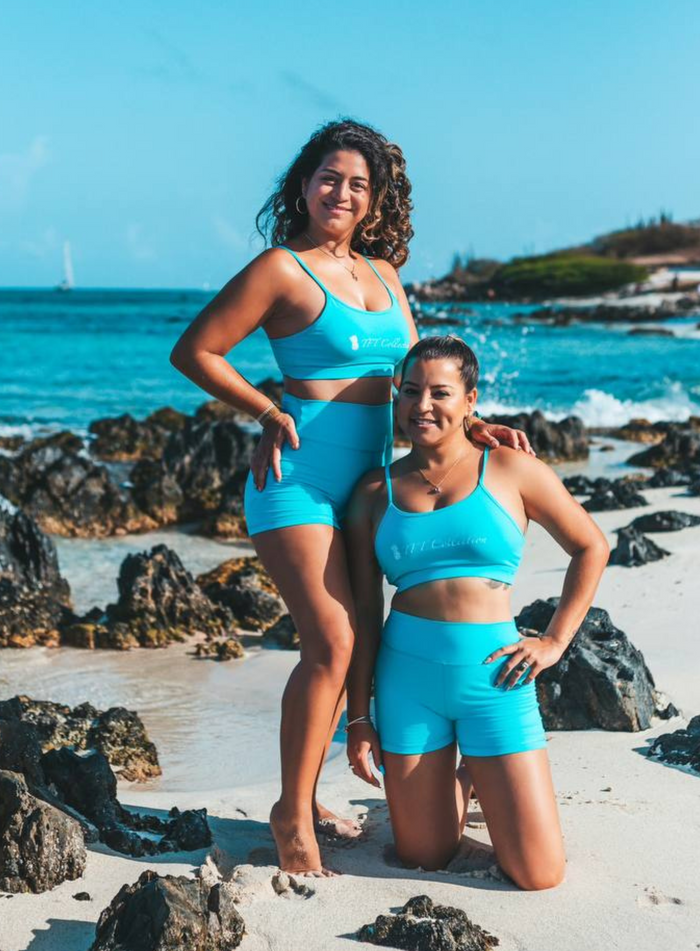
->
[[402, 335, 479, 391], [256, 119, 414, 268]]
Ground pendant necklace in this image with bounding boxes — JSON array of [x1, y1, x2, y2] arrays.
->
[[303, 231, 358, 281], [417, 453, 467, 495]]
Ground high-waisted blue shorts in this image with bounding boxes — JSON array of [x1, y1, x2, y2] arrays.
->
[[375, 610, 546, 757], [244, 393, 393, 536]]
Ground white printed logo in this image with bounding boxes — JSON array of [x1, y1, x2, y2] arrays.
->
[[390, 544, 402, 561], [349, 334, 359, 351]]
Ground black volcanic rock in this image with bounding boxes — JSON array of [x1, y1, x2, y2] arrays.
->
[[642, 468, 694, 488], [484, 410, 588, 461], [89, 408, 188, 462], [627, 425, 700, 470], [64, 545, 239, 649], [583, 482, 648, 511], [629, 510, 700, 533], [130, 417, 255, 529], [0, 696, 160, 782], [262, 614, 299, 650], [357, 894, 499, 950], [88, 870, 245, 951], [515, 599, 670, 731], [648, 716, 700, 774], [0, 507, 71, 647], [0, 770, 86, 893], [197, 556, 286, 631], [608, 527, 670, 567], [563, 475, 611, 496], [0, 432, 155, 537]]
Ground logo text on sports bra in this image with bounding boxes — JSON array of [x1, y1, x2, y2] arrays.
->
[[347, 334, 406, 351], [390, 536, 488, 560]]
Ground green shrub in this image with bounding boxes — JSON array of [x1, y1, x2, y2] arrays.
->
[[490, 254, 647, 298]]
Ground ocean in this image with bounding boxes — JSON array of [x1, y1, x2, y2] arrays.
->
[[2, 288, 700, 437]]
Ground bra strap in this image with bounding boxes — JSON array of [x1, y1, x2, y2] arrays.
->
[[277, 246, 330, 295], [478, 447, 490, 485], [384, 463, 394, 504], [363, 256, 395, 300]]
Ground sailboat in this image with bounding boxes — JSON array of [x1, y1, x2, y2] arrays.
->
[[56, 241, 75, 292]]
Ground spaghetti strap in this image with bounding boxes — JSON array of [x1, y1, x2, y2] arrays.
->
[[363, 256, 396, 299], [478, 447, 489, 486], [385, 463, 394, 504], [277, 245, 330, 295]]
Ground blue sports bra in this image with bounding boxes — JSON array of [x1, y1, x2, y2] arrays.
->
[[267, 246, 411, 380], [374, 449, 526, 592]]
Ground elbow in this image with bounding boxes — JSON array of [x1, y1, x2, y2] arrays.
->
[[591, 531, 611, 566], [169, 342, 184, 371]]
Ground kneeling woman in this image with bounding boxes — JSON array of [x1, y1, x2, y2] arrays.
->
[[345, 335, 609, 890]]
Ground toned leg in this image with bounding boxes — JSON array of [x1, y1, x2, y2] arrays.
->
[[253, 523, 357, 874], [464, 749, 565, 890], [383, 744, 462, 871], [313, 690, 363, 839]]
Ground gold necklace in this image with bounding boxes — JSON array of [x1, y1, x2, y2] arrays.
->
[[417, 453, 467, 495], [303, 231, 358, 281]]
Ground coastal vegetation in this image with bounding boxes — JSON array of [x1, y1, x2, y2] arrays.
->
[[420, 214, 700, 301]]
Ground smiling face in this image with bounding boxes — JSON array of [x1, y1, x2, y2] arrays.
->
[[302, 149, 372, 239], [397, 357, 478, 446]]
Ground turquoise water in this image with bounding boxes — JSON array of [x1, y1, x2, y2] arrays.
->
[[2, 288, 700, 435]]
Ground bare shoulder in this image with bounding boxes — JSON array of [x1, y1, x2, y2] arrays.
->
[[367, 256, 402, 295], [238, 246, 300, 286], [346, 465, 388, 523], [354, 465, 388, 500], [487, 445, 558, 486]]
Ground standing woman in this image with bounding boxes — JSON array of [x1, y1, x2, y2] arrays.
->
[[171, 120, 530, 875]]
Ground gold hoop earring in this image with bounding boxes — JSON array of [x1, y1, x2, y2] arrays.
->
[[295, 195, 307, 214], [463, 415, 473, 435]]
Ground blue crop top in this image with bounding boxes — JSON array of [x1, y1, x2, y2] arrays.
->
[[374, 449, 526, 592], [267, 247, 411, 380]]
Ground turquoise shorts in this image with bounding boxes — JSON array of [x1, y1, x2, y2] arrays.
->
[[375, 610, 547, 757], [244, 393, 393, 536]]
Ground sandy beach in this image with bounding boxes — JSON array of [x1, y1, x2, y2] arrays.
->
[[1, 444, 699, 951]]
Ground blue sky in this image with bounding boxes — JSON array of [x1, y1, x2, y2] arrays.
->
[[1, 0, 698, 287]]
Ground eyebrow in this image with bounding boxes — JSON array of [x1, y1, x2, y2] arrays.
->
[[320, 167, 369, 182], [403, 381, 455, 389]]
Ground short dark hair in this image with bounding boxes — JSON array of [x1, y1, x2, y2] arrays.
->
[[401, 334, 479, 390]]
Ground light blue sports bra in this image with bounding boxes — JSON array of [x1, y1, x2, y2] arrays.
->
[[267, 246, 411, 380], [374, 449, 526, 592]]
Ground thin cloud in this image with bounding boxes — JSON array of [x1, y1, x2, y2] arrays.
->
[[280, 71, 346, 112], [19, 226, 60, 258], [142, 28, 205, 84], [213, 215, 248, 251], [126, 223, 156, 261], [0, 136, 50, 206]]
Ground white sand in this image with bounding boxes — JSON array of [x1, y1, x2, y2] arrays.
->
[[1, 483, 699, 950]]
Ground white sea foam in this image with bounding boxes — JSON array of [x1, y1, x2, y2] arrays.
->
[[479, 381, 700, 427]]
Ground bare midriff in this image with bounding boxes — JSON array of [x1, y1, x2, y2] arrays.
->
[[283, 376, 394, 405], [392, 577, 514, 623]]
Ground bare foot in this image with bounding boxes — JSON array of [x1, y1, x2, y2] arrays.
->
[[270, 801, 337, 877], [313, 802, 364, 840]]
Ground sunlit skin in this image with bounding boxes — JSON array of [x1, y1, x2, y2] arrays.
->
[[170, 147, 535, 876], [344, 356, 610, 888]]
